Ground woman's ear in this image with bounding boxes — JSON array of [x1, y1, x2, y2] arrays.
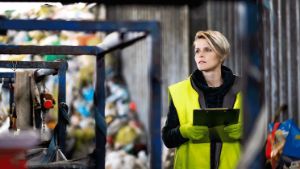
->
[[220, 57, 224, 63], [220, 55, 227, 63]]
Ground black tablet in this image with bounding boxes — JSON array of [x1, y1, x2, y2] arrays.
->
[[193, 108, 240, 128]]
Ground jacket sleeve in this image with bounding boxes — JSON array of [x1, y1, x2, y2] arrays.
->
[[162, 98, 189, 148]]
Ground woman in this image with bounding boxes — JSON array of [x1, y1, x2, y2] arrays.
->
[[162, 30, 242, 169]]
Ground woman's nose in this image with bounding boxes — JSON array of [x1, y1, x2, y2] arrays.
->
[[197, 52, 204, 58]]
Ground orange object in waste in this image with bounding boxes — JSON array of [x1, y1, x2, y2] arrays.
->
[[77, 35, 100, 46]]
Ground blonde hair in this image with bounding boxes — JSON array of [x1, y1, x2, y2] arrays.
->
[[194, 30, 230, 61]]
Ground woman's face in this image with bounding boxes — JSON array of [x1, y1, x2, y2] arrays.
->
[[194, 38, 222, 72]]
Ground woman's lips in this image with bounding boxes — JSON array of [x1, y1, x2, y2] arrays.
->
[[198, 61, 206, 64]]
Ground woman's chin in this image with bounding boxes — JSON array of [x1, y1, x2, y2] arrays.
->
[[197, 67, 207, 71], [197, 64, 221, 72]]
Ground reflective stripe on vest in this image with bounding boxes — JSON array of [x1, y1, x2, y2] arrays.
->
[[168, 77, 242, 169]]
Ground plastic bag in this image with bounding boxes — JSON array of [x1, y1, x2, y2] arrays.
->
[[282, 120, 300, 159], [266, 119, 300, 169]]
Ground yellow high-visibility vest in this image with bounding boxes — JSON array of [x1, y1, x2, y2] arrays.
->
[[168, 77, 242, 169]]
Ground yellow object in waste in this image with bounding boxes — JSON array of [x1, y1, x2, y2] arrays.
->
[[105, 115, 115, 125], [115, 125, 137, 147], [7, 55, 28, 61]]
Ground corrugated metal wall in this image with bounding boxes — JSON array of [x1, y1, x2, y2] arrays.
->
[[262, 0, 300, 124], [204, 1, 245, 76], [106, 5, 190, 130]]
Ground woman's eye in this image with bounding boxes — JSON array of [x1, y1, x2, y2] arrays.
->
[[195, 48, 212, 54], [205, 48, 212, 52]]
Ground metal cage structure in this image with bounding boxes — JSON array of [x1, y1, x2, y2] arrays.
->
[[0, 61, 68, 146], [0, 19, 161, 169]]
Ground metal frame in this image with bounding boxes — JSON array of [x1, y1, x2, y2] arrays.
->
[[0, 19, 161, 169], [0, 61, 68, 148], [240, 1, 264, 169], [0, 72, 15, 79]]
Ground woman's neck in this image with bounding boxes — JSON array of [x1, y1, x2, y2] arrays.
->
[[202, 67, 223, 87]]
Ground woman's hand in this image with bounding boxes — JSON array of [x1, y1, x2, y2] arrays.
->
[[224, 123, 242, 140], [179, 124, 209, 140]]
